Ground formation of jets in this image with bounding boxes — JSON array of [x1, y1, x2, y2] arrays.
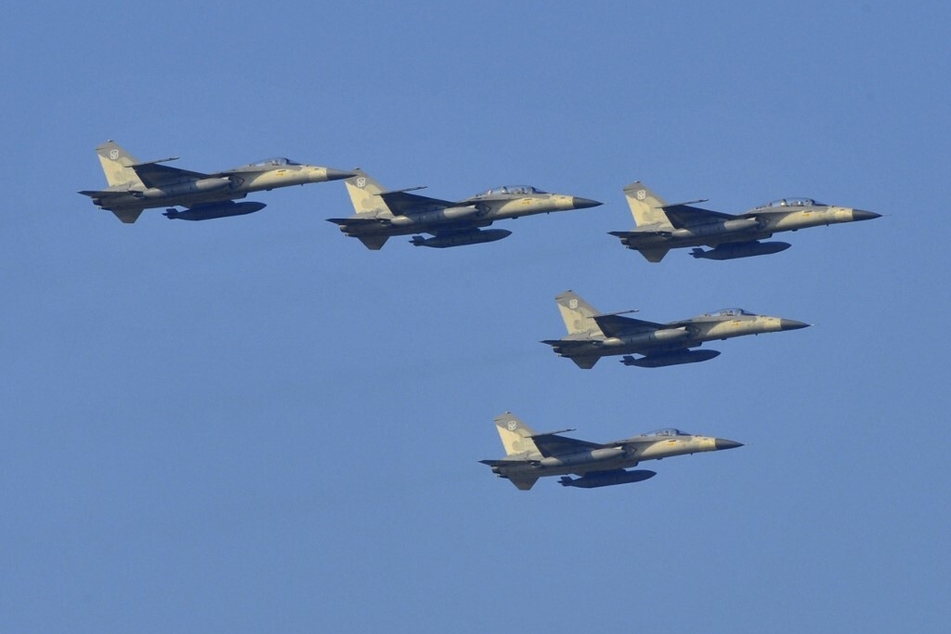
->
[[80, 142, 876, 257], [80, 141, 880, 490]]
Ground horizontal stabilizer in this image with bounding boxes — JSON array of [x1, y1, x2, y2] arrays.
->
[[540, 339, 591, 349], [479, 458, 541, 467], [79, 189, 121, 198]]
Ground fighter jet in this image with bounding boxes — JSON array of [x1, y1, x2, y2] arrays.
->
[[326, 169, 602, 249], [542, 290, 809, 368], [481, 412, 743, 490], [610, 181, 880, 262], [80, 140, 353, 223]]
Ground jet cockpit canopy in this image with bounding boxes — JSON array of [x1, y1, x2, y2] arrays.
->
[[474, 185, 547, 197], [756, 197, 824, 209], [645, 428, 688, 437], [247, 157, 303, 168], [703, 308, 756, 318]]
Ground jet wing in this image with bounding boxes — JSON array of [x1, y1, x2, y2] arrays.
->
[[479, 458, 541, 467], [326, 216, 391, 226], [592, 314, 665, 337], [529, 432, 603, 458], [78, 189, 130, 203], [662, 204, 734, 229], [379, 190, 458, 215], [132, 162, 212, 188]]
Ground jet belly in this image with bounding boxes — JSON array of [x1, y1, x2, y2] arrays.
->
[[553, 328, 695, 364], [109, 187, 249, 212], [389, 205, 483, 227], [604, 327, 691, 351], [671, 217, 761, 239], [539, 447, 626, 468], [140, 177, 232, 199], [622, 224, 771, 250], [538, 449, 637, 478]]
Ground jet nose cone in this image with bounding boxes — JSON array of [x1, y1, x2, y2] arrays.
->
[[571, 197, 602, 209], [851, 209, 881, 221], [715, 439, 744, 450], [324, 168, 356, 181], [780, 318, 810, 331]]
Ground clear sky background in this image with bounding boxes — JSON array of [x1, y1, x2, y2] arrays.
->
[[2, 2, 949, 632]]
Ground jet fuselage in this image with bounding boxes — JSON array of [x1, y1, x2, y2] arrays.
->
[[550, 314, 806, 361], [620, 205, 876, 251], [338, 193, 597, 239], [489, 434, 729, 482], [332, 177, 601, 248], [95, 164, 346, 213]]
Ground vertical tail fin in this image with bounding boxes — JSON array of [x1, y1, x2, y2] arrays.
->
[[554, 290, 604, 336], [623, 181, 674, 230], [493, 413, 540, 456], [95, 141, 144, 188], [344, 169, 392, 218]]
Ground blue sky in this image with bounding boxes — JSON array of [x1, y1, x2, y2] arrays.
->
[[2, 2, 949, 632]]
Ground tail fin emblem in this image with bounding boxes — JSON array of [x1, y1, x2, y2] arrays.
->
[[568, 299, 579, 309], [356, 177, 367, 188], [109, 149, 119, 160], [636, 189, 647, 200], [507, 421, 517, 431]]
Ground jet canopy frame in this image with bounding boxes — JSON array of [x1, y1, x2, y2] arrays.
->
[[472, 185, 548, 197], [702, 308, 756, 318], [644, 428, 690, 437], [754, 197, 825, 210], [246, 157, 302, 168]]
